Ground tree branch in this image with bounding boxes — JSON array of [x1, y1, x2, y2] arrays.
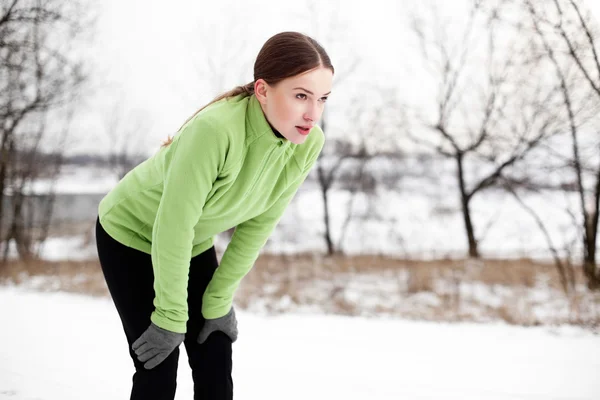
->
[[553, 0, 600, 98]]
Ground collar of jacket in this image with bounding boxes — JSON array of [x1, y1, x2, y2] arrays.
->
[[246, 94, 292, 148]]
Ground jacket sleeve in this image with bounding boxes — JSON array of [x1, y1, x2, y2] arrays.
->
[[150, 117, 228, 333], [201, 147, 323, 319]]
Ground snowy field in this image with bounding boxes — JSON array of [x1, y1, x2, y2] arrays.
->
[[0, 286, 599, 400]]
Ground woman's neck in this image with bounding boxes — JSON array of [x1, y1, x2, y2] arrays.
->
[[266, 120, 285, 139]]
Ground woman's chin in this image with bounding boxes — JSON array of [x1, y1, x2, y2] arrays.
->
[[289, 134, 308, 145]]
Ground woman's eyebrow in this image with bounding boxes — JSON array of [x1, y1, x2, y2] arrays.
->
[[293, 87, 332, 96]]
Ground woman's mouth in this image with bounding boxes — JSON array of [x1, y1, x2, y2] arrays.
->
[[295, 126, 311, 136]]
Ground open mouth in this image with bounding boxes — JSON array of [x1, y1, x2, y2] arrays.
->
[[295, 126, 311, 135]]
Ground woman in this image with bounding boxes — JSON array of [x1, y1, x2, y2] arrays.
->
[[95, 31, 334, 400]]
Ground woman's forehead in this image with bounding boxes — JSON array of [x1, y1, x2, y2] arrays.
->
[[282, 68, 333, 93]]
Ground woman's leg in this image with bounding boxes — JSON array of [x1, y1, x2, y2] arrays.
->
[[95, 217, 179, 400], [184, 246, 234, 400]]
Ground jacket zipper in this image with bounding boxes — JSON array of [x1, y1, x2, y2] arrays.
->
[[244, 144, 279, 198]]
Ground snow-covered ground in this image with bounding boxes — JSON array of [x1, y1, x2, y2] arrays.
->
[[0, 286, 599, 400]]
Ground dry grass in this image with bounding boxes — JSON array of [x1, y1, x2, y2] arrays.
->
[[0, 259, 108, 297], [1, 253, 597, 329], [243, 254, 597, 329], [256, 253, 543, 273], [249, 253, 573, 289]]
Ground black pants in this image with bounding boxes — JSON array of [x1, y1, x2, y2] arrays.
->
[[95, 217, 233, 400]]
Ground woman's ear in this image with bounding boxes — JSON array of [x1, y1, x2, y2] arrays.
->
[[254, 79, 269, 105]]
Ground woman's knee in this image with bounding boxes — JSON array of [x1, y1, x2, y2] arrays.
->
[[131, 347, 180, 394]]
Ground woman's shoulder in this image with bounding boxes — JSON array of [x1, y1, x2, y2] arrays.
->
[[184, 95, 249, 140]]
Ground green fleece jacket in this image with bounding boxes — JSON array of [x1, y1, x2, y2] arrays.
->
[[98, 94, 324, 333]]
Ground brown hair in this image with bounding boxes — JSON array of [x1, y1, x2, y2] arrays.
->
[[160, 31, 334, 148]]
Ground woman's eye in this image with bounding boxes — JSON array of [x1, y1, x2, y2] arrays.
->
[[321, 97, 328, 103], [296, 93, 307, 100]]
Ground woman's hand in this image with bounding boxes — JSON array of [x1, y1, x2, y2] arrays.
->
[[132, 323, 185, 369], [197, 307, 238, 344]]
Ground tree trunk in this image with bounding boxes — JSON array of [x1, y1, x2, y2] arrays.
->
[[0, 135, 13, 260], [0, 131, 10, 244], [318, 111, 335, 255], [584, 162, 600, 289], [462, 197, 479, 258], [456, 153, 479, 258], [0, 154, 6, 241], [10, 190, 28, 260], [584, 208, 599, 290], [320, 170, 334, 255]]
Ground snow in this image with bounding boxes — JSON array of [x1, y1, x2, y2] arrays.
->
[[26, 165, 119, 195], [0, 286, 599, 399], [3, 236, 97, 262]]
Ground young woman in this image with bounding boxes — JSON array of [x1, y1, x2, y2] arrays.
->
[[95, 31, 334, 400]]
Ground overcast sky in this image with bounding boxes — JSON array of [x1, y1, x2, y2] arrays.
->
[[66, 0, 600, 156]]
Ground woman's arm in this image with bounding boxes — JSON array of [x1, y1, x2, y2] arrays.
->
[[201, 139, 324, 319], [150, 117, 228, 333]]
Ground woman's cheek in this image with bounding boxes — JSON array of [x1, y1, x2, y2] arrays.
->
[[290, 99, 305, 120], [279, 98, 297, 122]]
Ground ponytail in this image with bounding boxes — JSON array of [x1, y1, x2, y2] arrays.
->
[[160, 81, 255, 148]]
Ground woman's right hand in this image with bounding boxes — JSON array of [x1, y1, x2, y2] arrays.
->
[[132, 323, 185, 369]]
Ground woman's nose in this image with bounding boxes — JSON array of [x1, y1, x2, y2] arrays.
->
[[304, 103, 320, 123]]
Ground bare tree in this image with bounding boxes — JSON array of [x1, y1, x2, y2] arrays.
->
[[521, 0, 600, 289], [314, 92, 403, 255], [0, 0, 92, 261], [295, 0, 364, 255], [333, 89, 404, 254], [403, 1, 563, 258]]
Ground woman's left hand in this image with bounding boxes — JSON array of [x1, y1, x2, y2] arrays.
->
[[197, 307, 238, 344]]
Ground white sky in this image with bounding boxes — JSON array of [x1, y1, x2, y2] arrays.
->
[[588, 1, 600, 21], [67, 0, 432, 155], [66, 0, 600, 156]]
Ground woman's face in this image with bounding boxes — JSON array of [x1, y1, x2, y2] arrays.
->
[[256, 66, 333, 144]]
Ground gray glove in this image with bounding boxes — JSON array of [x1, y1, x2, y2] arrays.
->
[[197, 307, 238, 344], [132, 322, 185, 369]]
